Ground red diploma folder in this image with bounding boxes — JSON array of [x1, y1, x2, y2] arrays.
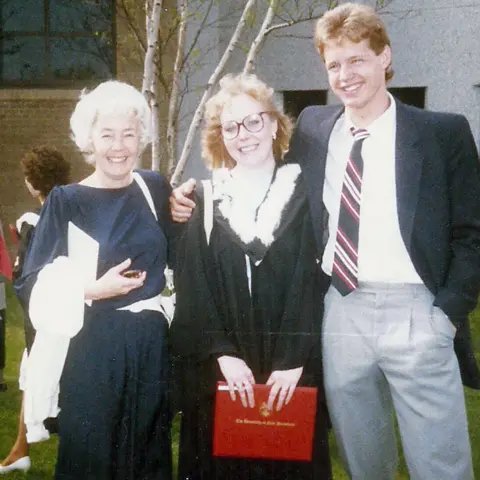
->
[[213, 382, 317, 461]]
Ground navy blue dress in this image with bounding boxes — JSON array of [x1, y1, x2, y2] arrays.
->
[[15, 170, 175, 480]]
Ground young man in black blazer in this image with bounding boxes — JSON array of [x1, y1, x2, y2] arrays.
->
[[170, 3, 480, 478], [286, 3, 479, 479]]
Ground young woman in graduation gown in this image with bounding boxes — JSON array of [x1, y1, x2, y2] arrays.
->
[[171, 73, 332, 480]]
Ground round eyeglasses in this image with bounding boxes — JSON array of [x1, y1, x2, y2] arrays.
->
[[220, 111, 270, 140]]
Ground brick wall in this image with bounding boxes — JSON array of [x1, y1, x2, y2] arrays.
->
[[0, 89, 92, 251]]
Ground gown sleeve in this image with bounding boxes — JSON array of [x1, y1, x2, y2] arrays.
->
[[271, 207, 323, 372], [170, 186, 238, 360]]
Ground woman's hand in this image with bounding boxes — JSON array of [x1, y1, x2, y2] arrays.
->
[[217, 355, 255, 408], [266, 366, 303, 412], [169, 178, 196, 223], [84, 258, 146, 301]]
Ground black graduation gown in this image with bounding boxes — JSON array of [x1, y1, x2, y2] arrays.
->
[[171, 165, 332, 480]]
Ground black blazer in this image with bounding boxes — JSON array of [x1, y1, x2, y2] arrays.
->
[[286, 99, 480, 389]]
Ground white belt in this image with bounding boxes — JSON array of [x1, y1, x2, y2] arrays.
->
[[117, 293, 175, 325]]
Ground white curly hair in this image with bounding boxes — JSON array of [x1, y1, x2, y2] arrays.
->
[[70, 80, 152, 164]]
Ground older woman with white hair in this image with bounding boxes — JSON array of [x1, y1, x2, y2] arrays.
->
[[14, 81, 175, 479]]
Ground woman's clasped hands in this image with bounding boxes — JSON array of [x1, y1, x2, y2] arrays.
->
[[218, 355, 303, 412]]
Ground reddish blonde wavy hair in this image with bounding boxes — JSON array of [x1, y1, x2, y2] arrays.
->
[[314, 3, 394, 82], [202, 73, 293, 169]]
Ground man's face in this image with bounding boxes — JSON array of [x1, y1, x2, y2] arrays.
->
[[324, 38, 391, 116]]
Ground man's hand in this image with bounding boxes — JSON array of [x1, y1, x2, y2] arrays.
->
[[217, 355, 256, 408], [169, 178, 197, 223], [266, 366, 303, 411]]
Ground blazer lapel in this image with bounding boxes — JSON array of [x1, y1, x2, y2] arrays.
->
[[395, 101, 423, 251], [300, 106, 343, 252]]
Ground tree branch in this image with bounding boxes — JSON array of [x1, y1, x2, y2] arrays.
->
[[171, 0, 259, 186], [243, 0, 280, 74], [117, 0, 147, 52]]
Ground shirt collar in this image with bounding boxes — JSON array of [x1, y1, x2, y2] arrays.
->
[[343, 93, 396, 138]]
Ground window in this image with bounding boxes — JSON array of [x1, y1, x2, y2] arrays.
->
[[283, 90, 328, 120], [388, 87, 426, 109], [0, 0, 115, 87]]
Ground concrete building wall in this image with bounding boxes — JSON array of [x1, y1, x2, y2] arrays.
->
[[176, 1, 222, 181], [179, 0, 480, 149], [385, 0, 480, 136], [181, 0, 480, 179], [253, 0, 480, 137]]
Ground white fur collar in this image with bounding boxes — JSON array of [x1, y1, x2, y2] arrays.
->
[[212, 163, 301, 247]]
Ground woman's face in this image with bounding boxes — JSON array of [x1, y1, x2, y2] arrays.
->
[[220, 94, 277, 170], [91, 112, 141, 187]]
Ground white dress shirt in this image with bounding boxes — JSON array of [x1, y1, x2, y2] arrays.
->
[[322, 95, 423, 284]]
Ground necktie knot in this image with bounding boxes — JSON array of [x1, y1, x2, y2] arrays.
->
[[350, 127, 370, 142]]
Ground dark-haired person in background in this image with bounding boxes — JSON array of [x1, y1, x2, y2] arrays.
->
[[0, 146, 70, 474]]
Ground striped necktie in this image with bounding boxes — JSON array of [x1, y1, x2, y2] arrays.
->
[[331, 127, 370, 296]]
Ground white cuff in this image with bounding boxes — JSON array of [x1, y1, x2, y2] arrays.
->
[[29, 256, 85, 337], [26, 422, 50, 444]]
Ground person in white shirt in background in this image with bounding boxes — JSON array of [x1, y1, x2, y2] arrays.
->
[[0, 146, 70, 475]]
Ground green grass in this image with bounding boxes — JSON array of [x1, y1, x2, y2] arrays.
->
[[1, 284, 479, 479]]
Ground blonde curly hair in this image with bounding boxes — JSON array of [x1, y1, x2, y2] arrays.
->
[[202, 73, 293, 169]]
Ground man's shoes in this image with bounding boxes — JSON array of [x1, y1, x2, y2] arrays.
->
[[0, 457, 31, 474], [0, 382, 6, 392]]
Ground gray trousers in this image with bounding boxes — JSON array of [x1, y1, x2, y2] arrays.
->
[[323, 283, 474, 480]]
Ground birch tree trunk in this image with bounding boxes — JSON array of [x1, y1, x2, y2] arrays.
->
[[243, 0, 279, 74], [170, 0, 258, 186], [142, 0, 163, 170], [167, 0, 188, 176], [150, 84, 161, 171]]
